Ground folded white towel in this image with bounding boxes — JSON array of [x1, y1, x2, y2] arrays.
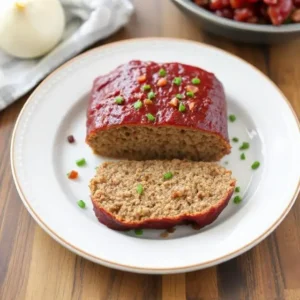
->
[[0, 0, 134, 111]]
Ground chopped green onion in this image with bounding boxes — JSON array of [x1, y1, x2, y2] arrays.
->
[[192, 77, 201, 84], [176, 93, 183, 99], [240, 153, 246, 160], [186, 91, 194, 97], [146, 113, 155, 122], [178, 103, 186, 112], [76, 158, 86, 167], [142, 84, 151, 91], [134, 100, 143, 110], [251, 161, 260, 170], [136, 183, 144, 195], [134, 229, 143, 236], [232, 137, 239, 142], [235, 186, 240, 193], [239, 142, 250, 150], [147, 91, 156, 99], [159, 68, 166, 77], [173, 77, 182, 86], [229, 115, 236, 122], [77, 200, 86, 208], [163, 172, 173, 180], [115, 96, 124, 105], [233, 196, 242, 204]]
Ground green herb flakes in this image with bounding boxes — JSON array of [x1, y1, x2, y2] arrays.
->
[[239, 142, 250, 150], [159, 68, 166, 77], [77, 200, 86, 209], [76, 158, 86, 167], [134, 229, 143, 236], [233, 196, 242, 204], [147, 91, 156, 99], [173, 77, 182, 86], [134, 100, 143, 110], [229, 115, 236, 122], [115, 96, 124, 105], [163, 172, 173, 180], [146, 113, 155, 122], [192, 77, 201, 84], [251, 161, 260, 170], [179, 103, 186, 112], [136, 183, 144, 195]]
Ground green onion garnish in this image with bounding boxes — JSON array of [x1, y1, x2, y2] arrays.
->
[[134, 100, 143, 110], [136, 183, 144, 195], [115, 96, 124, 105], [239, 142, 250, 150], [229, 115, 236, 122], [147, 91, 156, 99], [232, 137, 239, 142], [159, 68, 166, 77], [235, 186, 240, 193], [192, 77, 201, 84], [142, 84, 151, 91], [233, 196, 242, 204], [163, 172, 173, 180], [77, 200, 86, 208], [146, 113, 155, 122], [178, 103, 186, 112], [76, 158, 86, 167], [173, 77, 182, 86], [176, 94, 183, 99], [134, 229, 143, 236], [240, 153, 246, 160], [251, 161, 260, 170], [186, 91, 194, 97]]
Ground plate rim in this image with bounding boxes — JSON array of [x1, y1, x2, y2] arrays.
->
[[10, 37, 300, 274]]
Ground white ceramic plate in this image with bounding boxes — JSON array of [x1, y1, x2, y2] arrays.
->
[[11, 38, 300, 274]]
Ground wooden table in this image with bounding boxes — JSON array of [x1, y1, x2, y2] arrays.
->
[[1, 1, 300, 299]]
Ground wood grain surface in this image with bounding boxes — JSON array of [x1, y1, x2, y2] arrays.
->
[[0, 1, 300, 299]]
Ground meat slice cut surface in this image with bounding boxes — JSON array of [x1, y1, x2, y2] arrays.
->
[[89, 160, 236, 230]]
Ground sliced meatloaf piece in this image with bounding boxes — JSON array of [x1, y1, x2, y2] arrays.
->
[[86, 60, 231, 161], [89, 160, 236, 230]]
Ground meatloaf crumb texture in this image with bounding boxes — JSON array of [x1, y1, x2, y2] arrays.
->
[[86, 60, 231, 161], [87, 126, 229, 161], [89, 160, 236, 230]]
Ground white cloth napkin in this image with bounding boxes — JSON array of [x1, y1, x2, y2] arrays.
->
[[0, 0, 134, 111]]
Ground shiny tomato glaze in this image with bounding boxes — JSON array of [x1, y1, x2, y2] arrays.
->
[[86, 60, 229, 142]]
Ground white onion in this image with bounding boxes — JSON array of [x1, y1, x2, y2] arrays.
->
[[0, 0, 65, 58]]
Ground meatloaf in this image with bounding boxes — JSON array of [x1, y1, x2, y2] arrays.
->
[[86, 60, 231, 161], [89, 160, 236, 230]]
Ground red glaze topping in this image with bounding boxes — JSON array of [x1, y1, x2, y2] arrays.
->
[[86, 60, 229, 142]]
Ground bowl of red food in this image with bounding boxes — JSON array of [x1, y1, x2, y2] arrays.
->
[[171, 0, 300, 43]]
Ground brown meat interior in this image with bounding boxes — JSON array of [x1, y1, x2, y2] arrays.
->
[[89, 160, 236, 222], [87, 126, 230, 161]]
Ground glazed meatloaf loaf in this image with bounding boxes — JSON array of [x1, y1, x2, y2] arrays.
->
[[86, 60, 231, 161], [89, 160, 236, 230]]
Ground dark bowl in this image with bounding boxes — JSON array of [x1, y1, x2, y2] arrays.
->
[[171, 0, 300, 44]]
